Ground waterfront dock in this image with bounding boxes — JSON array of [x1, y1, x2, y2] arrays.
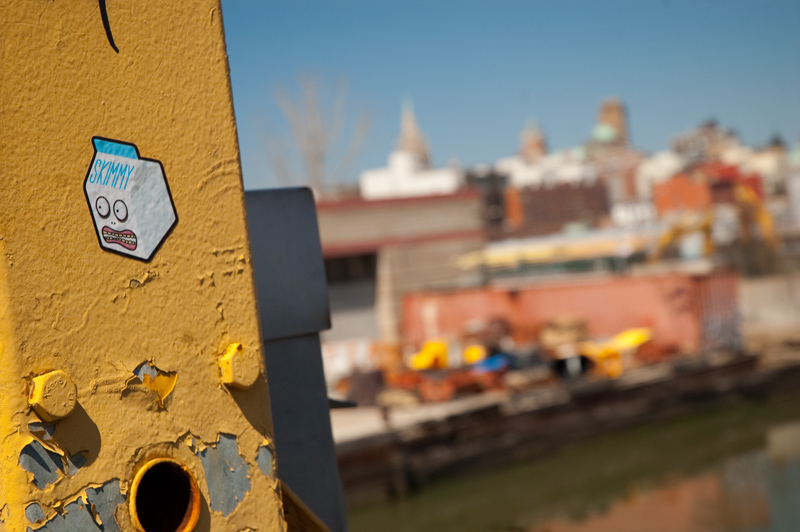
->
[[333, 350, 800, 506]]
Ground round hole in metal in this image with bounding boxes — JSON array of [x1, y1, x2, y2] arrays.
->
[[130, 458, 200, 532]]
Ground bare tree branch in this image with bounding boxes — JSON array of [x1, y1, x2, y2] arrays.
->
[[262, 74, 371, 194], [333, 111, 371, 184], [256, 115, 296, 187]]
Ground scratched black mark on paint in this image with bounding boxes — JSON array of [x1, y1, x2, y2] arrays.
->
[[99, 0, 119, 53]]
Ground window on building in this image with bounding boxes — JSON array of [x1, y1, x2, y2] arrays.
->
[[324, 253, 377, 284]]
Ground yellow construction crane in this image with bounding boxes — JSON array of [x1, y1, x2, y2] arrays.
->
[[650, 183, 780, 262], [650, 209, 715, 262], [735, 183, 781, 250]]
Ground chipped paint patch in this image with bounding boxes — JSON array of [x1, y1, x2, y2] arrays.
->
[[19, 440, 64, 489], [256, 441, 274, 478], [66, 452, 88, 476], [18, 440, 89, 490], [24, 503, 45, 525], [28, 422, 56, 441], [27, 498, 96, 532], [85, 480, 125, 532], [23, 480, 125, 532], [132, 361, 177, 408], [128, 270, 158, 289], [197, 433, 251, 516]]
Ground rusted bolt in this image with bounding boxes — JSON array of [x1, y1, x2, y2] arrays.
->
[[28, 370, 77, 422], [218, 343, 260, 389]]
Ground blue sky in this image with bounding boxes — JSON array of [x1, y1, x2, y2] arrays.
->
[[219, 0, 800, 190]]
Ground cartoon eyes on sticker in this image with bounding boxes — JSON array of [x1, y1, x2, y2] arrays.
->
[[96, 196, 110, 218], [114, 200, 128, 222]]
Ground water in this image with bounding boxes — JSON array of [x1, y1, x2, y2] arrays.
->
[[347, 390, 800, 532]]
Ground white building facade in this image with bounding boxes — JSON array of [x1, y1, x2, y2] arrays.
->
[[359, 104, 462, 200]]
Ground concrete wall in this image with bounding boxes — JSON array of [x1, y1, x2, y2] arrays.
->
[[378, 237, 485, 341], [403, 273, 740, 353], [317, 192, 484, 255], [739, 274, 800, 334], [323, 281, 379, 342], [317, 192, 486, 342]]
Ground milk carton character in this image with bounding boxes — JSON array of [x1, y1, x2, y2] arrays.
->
[[84, 137, 178, 261]]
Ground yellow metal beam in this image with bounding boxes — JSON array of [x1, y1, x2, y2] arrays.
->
[[1, 1, 285, 530]]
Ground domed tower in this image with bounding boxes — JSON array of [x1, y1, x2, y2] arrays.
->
[[597, 97, 629, 146], [519, 120, 548, 163]]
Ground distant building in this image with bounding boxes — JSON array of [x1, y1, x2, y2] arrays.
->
[[495, 118, 598, 189], [316, 191, 485, 343], [496, 147, 596, 189], [597, 97, 630, 146], [636, 151, 687, 200], [496, 121, 597, 190], [611, 201, 658, 228], [573, 98, 645, 205], [494, 100, 647, 237], [671, 120, 739, 164], [790, 141, 800, 170], [653, 174, 713, 216], [519, 120, 548, 163], [359, 104, 463, 200], [720, 135, 789, 196], [585, 98, 631, 159], [500, 181, 610, 239], [464, 166, 508, 235], [787, 141, 800, 228], [591, 148, 645, 203]]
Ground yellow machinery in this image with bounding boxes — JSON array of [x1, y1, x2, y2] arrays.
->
[[410, 341, 449, 370], [650, 183, 780, 262], [580, 328, 652, 379], [463, 345, 488, 365], [650, 210, 715, 262], [0, 2, 333, 531], [734, 183, 781, 250], [409, 341, 489, 370]]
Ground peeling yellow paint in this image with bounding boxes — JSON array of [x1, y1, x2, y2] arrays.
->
[[0, 504, 9, 532], [141, 372, 177, 408], [131, 361, 178, 408], [0, 238, 29, 532], [0, 0, 285, 529]]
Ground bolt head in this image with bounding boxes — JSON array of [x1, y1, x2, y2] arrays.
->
[[219, 343, 261, 389], [29, 370, 77, 421]]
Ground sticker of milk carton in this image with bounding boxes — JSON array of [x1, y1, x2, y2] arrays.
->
[[83, 137, 178, 261]]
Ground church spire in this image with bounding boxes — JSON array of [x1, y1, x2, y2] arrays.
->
[[396, 101, 430, 167]]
